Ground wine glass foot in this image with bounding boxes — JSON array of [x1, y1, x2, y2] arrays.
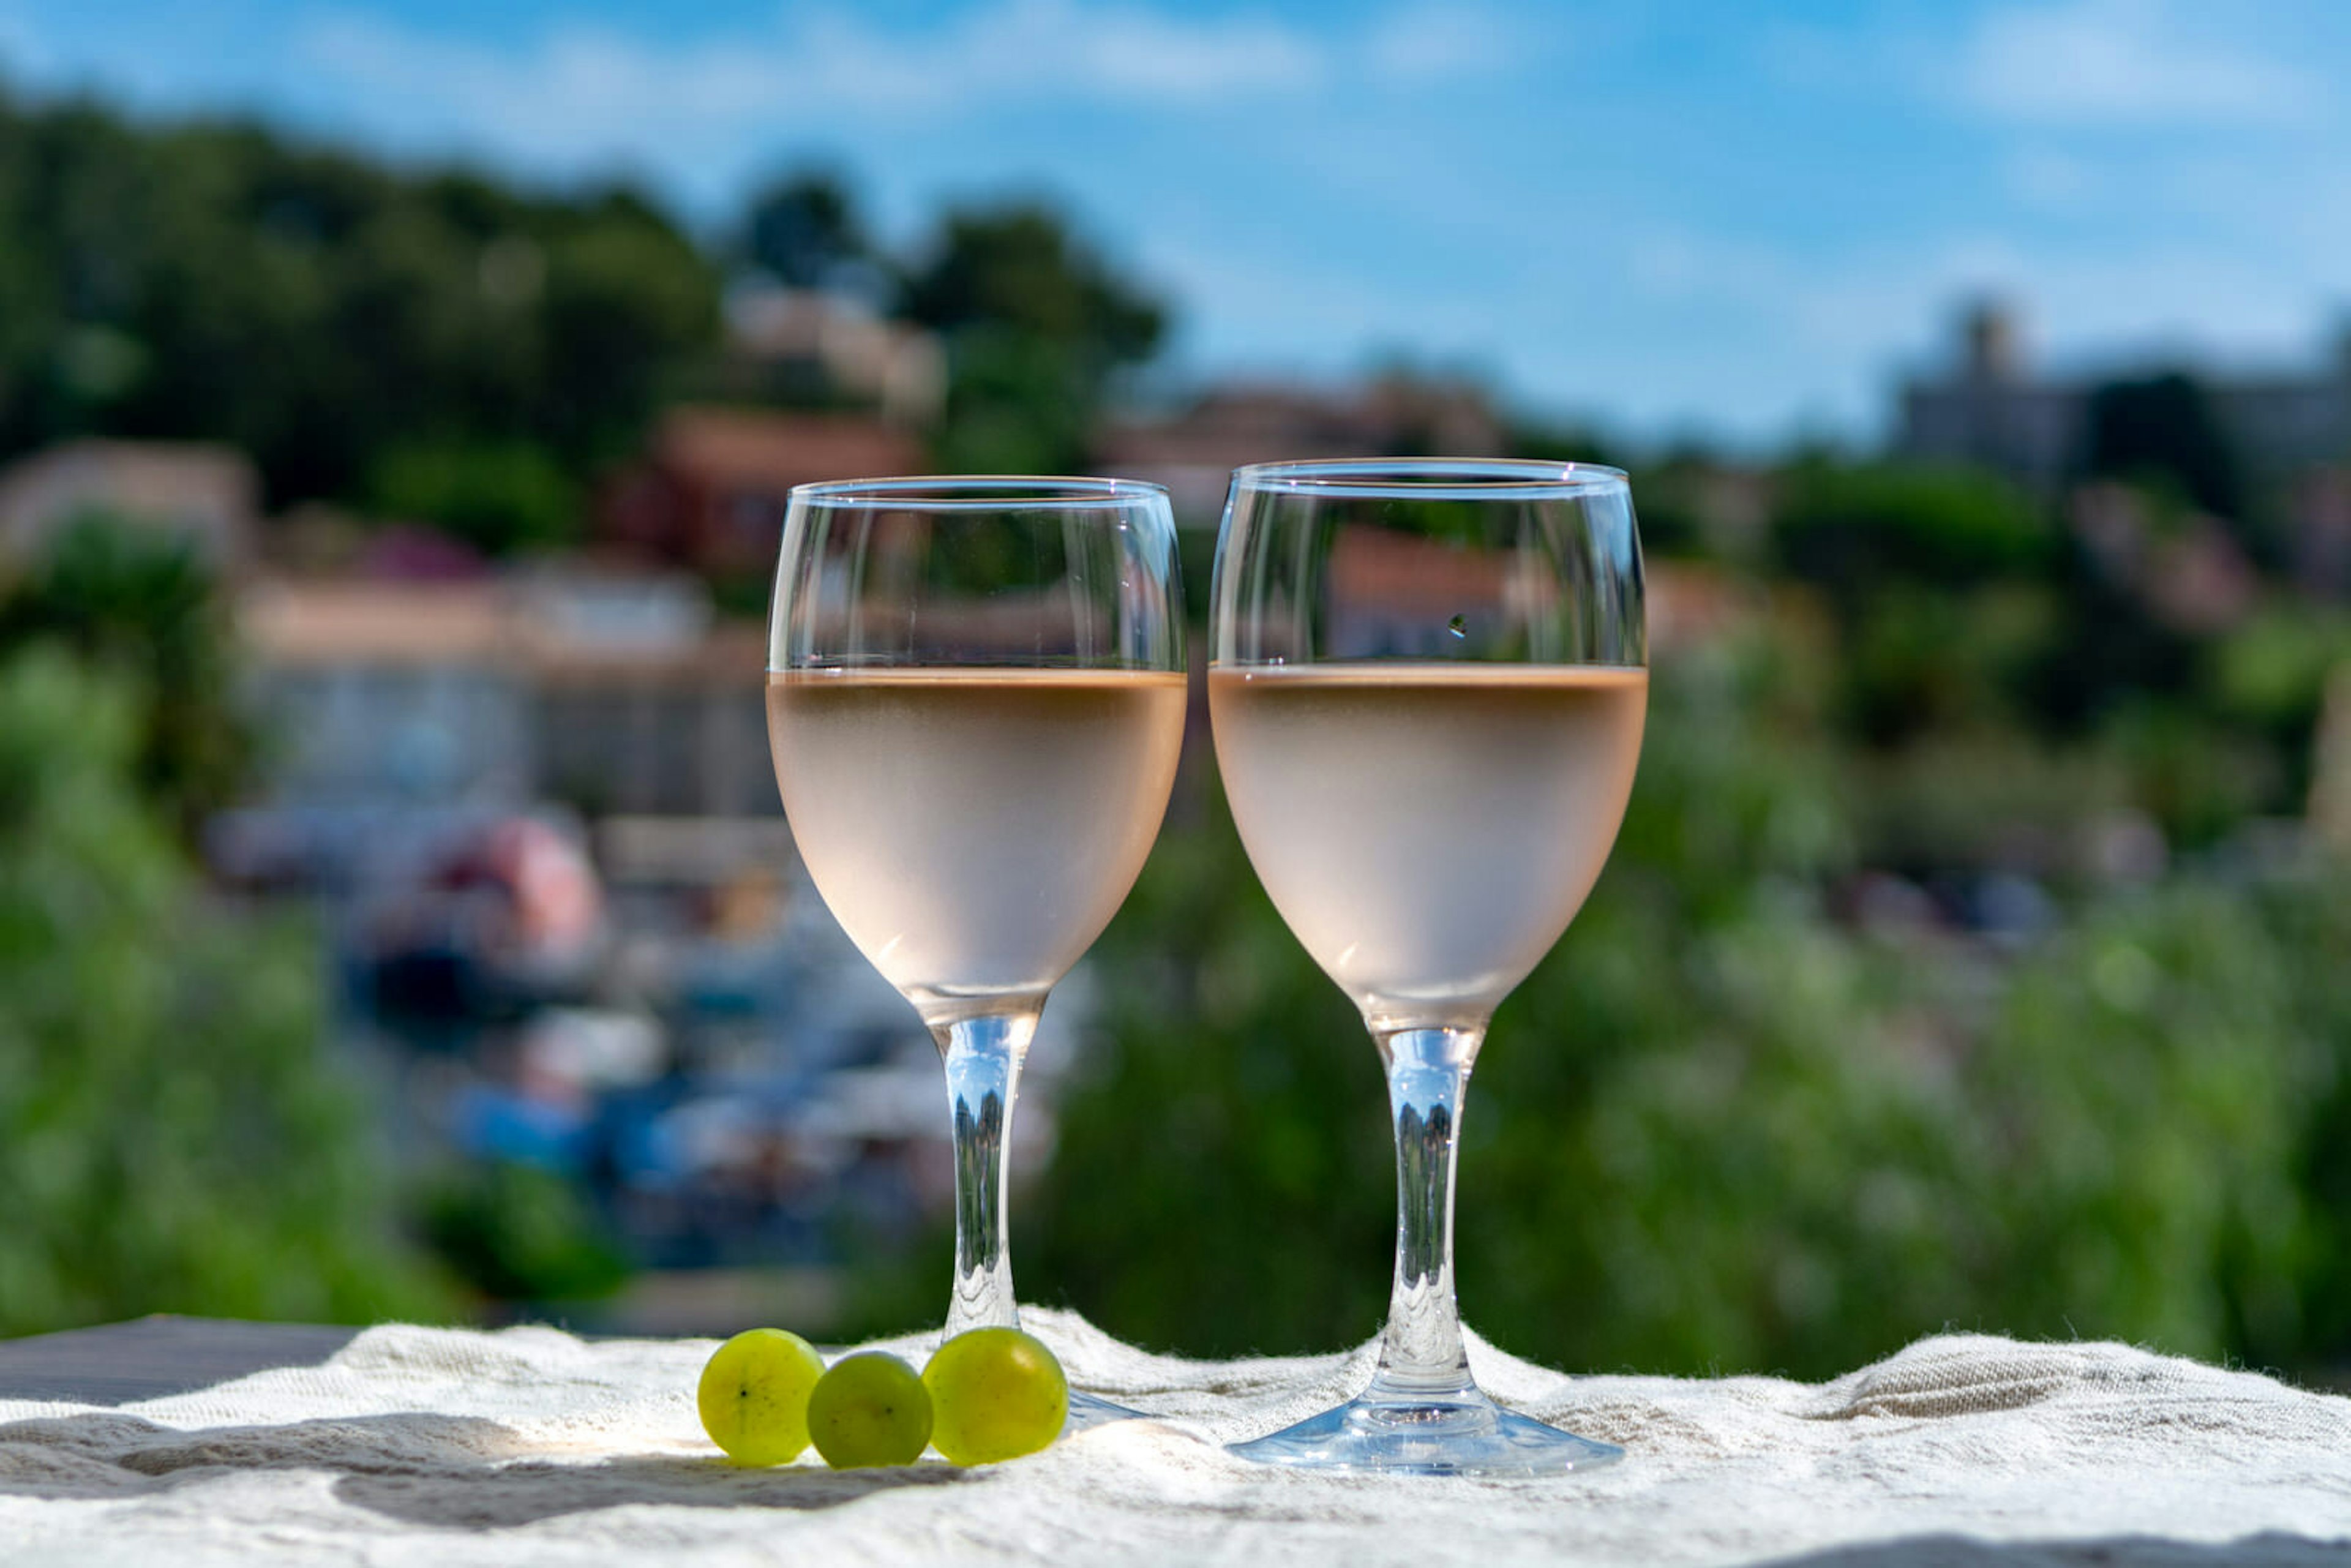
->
[[1227, 1389, 1624, 1477], [1063, 1387, 1148, 1433]]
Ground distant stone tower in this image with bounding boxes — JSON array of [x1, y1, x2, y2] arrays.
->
[[1897, 298, 2080, 488], [1962, 298, 2022, 384]]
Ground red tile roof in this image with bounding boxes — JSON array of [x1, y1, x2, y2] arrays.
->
[[653, 407, 926, 492]]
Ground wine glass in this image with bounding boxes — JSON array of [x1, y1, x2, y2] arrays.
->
[[765, 476, 1185, 1413], [1209, 457, 1644, 1475]]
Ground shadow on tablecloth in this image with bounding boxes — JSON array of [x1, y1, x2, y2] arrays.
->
[[0, 1409, 970, 1526], [1762, 1532, 2350, 1566]]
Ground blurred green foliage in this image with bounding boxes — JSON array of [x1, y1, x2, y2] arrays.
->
[[0, 515, 252, 834], [0, 89, 718, 510], [1775, 460, 2053, 596], [421, 1162, 631, 1306], [900, 203, 1166, 475], [740, 169, 871, 291], [0, 643, 449, 1334], [1774, 463, 2058, 746], [2084, 373, 2249, 539], [366, 438, 583, 555]]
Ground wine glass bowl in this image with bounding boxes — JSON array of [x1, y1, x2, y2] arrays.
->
[[1210, 457, 1645, 1475], [765, 476, 1185, 1364]]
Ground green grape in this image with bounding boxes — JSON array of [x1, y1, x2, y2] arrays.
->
[[922, 1327, 1068, 1465], [697, 1327, 827, 1466], [808, 1352, 933, 1468]]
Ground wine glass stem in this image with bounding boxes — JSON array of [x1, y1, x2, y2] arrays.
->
[[938, 1010, 1037, 1337], [1367, 1025, 1484, 1403]]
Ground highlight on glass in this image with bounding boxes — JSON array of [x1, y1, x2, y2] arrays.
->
[[1209, 457, 1646, 1475], [765, 476, 1186, 1417]]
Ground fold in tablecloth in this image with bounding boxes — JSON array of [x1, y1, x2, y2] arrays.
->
[[1, 1308, 2347, 1566]]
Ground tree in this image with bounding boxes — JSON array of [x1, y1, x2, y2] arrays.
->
[[0, 644, 449, 1334], [534, 190, 722, 463], [1771, 462, 2057, 745], [741, 169, 870, 290], [2083, 372, 2248, 528], [0, 514, 252, 834], [0, 95, 721, 515], [367, 438, 581, 555], [1773, 460, 2050, 603], [900, 203, 1167, 471]]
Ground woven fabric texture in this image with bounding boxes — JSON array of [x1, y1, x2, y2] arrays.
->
[[2, 1309, 2348, 1566]]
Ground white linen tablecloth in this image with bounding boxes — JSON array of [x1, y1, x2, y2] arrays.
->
[[1, 1308, 2347, 1566]]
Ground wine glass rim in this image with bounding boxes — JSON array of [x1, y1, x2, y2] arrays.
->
[[790, 474, 1170, 510], [1232, 456, 1628, 497]]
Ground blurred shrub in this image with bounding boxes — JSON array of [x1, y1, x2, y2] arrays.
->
[[2213, 605, 2351, 730], [2030, 538, 2203, 733], [2205, 605, 2351, 811], [0, 645, 449, 1333], [2097, 702, 2279, 852], [366, 438, 581, 555], [0, 514, 251, 833], [1774, 462, 2052, 602], [1974, 877, 2341, 1367], [1845, 727, 2128, 879], [420, 1161, 630, 1306], [2083, 372, 2249, 541], [1771, 464, 2059, 747]]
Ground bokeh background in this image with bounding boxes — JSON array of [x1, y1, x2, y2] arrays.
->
[[3, 0, 2350, 1386]]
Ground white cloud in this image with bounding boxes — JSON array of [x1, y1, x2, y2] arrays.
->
[[287, 0, 1331, 176], [285, 0, 1527, 173], [1954, 0, 2320, 129], [2006, 148, 2097, 208], [1021, 2, 1326, 101], [1362, 2, 1515, 85]]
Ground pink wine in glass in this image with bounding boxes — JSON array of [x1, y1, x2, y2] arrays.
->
[[1209, 662, 1645, 1032], [768, 667, 1186, 1025]]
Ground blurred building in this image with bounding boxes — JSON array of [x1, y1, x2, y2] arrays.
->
[[722, 285, 945, 427], [0, 439, 259, 571], [1097, 376, 1507, 523], [598, 406, 928, 577], [240, 578, 527, 803], [1323, 526, 1511, 658], [533, 613, 774, 820], [1897, 301, 2351, 489], [239, 569, 774, 817], [1895, 303, 2080, 489]]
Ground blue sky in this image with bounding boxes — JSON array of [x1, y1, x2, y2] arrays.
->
[[7, 0, 2348, 446]]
